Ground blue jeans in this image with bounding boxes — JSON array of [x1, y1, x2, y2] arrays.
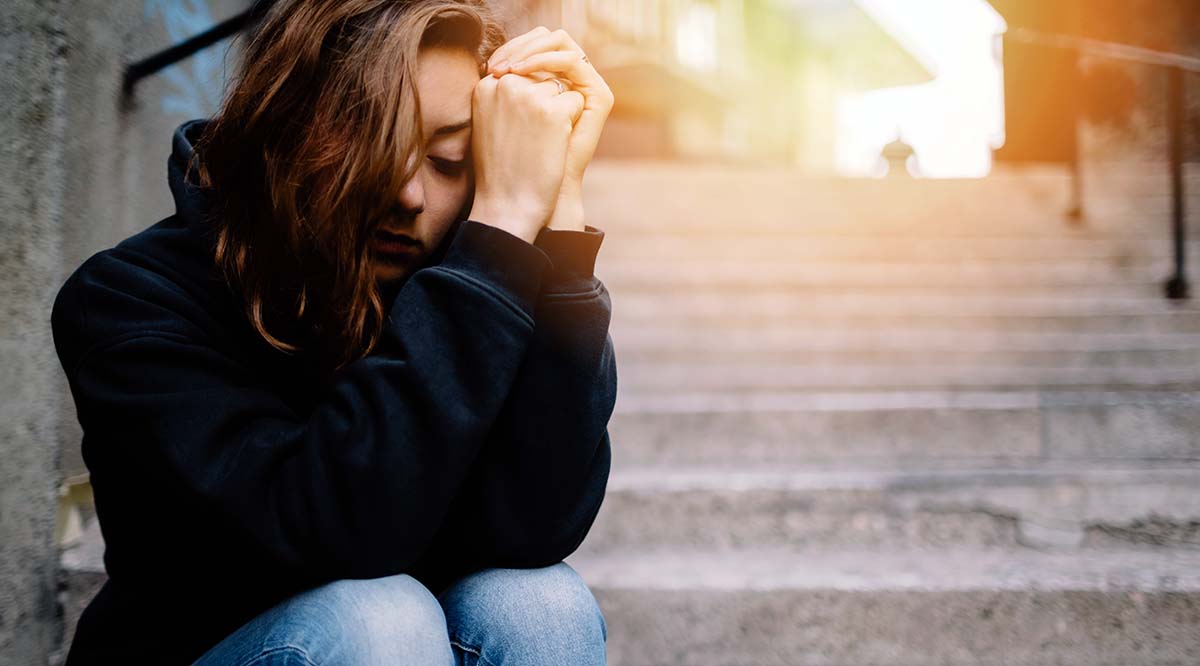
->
[[193, 561, 607, 665]]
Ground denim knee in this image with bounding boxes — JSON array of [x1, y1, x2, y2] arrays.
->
[[196, 573, 454, 666], [437, 561, 606, 665]]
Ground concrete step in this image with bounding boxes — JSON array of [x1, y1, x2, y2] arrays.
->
[[586, 202, 1200, 240], [599, 234, 1200, 263], [56, 515, 105, 665], [609, 312, 1200, 336], [564, 545, 1200, 666], [581, 462, 1200, 554], [608, 283, 1176, 301], [613, 359, 1200, 391], [591, 209, 1200, 238], [608, 289, 1200, 321], [614, 345, 1200, 371], [585, 159, 1200, 199], [59, 521, 1200, 665], [582, 162, 1200, 237], [611, 326, 1200, 354], [597, 258, 1190, 289], [609, 389, 1200, 464]]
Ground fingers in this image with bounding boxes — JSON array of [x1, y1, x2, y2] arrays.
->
[[487, 73, 584, 125], [528, 76, 565, 97], [504, 51, 604, 97], [518, 69, 561, 85], [527, 79, 584, 125], [501, 32, 578, 71], [489, 27, 582, 77], [487, 28, 612, 119], [552, 89, 586, 126], [487, 25, 556, 71]]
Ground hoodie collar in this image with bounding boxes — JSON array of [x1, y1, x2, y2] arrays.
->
[[168, 118, 220, 250]]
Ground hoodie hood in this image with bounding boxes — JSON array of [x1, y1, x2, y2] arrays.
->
[[168, 118, 222, 253]]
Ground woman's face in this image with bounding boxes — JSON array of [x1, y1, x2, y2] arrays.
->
[[372, 45, 480, 285]]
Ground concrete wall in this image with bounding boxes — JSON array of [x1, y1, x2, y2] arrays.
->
[[1, 0, 68, 663], [2, 1, 243, 663]]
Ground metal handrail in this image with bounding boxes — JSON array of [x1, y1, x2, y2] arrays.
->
[[1008, 27, 1200, 72], [1006, 27, 1193, 300], [122, 2, 271, 97]]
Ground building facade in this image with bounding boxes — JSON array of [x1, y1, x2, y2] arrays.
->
[[497, 0, 929, 170]]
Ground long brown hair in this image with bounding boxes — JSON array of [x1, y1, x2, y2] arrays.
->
[[188, 0, 506, 378]]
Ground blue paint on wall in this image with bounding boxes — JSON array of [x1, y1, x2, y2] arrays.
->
[[144, 0, 232, 117]]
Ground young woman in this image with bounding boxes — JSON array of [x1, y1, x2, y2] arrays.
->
[[51, 1, 616, 663]]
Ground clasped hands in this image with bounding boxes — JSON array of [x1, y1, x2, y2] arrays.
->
[[468, 27, 614, 242]]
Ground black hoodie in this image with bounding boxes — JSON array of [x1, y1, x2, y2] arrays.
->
[[51, 118, 616, 665]]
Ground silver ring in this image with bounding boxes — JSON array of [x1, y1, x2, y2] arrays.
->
[[554, 78, 566, 94]]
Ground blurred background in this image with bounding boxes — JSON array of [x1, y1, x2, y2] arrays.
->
[[3, 0, 1199, 664]]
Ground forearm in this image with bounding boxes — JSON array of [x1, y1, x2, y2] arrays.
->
[[406, 224, 615, 584]]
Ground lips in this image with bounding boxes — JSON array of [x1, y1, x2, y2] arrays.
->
[[374, 229, 421, 255], [376, 228, 418, 243]]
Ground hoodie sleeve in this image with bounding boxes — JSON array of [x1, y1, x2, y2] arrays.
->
[[51, 219, 551, 584], [408, 225, 616, 586]]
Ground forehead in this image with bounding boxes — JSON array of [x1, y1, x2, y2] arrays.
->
[[415, 46, 479, 134]]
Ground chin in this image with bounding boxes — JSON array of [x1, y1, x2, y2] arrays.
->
[[375, 269, 409, 285], [370, 260, 406, 281]]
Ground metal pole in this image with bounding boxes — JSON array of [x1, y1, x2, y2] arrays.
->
[[1165, 66, 1190, 299], [1067, 92, 1084, 222]]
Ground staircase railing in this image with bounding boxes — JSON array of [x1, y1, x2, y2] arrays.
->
[[122, 2, 269, 97], [1007, 28, 1198, 300]]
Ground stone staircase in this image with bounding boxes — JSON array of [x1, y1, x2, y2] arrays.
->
[[57, 162, 1200, 664], [561, 162, 1200, 665]]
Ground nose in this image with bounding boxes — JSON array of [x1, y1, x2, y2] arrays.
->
[[398, 169, 425, 216]]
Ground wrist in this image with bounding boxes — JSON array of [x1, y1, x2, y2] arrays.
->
[[546, 183, 585, 231], [467, 198, 543, 244]]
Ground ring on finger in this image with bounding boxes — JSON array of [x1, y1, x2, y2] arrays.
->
[[550, 77, 574, 94]]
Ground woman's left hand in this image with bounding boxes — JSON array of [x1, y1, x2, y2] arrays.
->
[[487, 27, 614, 230]]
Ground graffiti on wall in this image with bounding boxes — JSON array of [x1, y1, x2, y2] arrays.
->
[[143, 0, 231, 117]]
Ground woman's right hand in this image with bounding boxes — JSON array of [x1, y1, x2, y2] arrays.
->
[[468, 72, 585, 244]]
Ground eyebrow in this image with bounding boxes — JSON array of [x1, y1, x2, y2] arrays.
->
[[431, 119, 471, 137]]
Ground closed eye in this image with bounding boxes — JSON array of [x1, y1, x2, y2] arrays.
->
[[429, 156, 468, 176]]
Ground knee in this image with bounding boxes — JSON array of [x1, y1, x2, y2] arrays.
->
[[324, 574, 450, 637], [439, 561, 607, 651], [276, 574, 454, 664]]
